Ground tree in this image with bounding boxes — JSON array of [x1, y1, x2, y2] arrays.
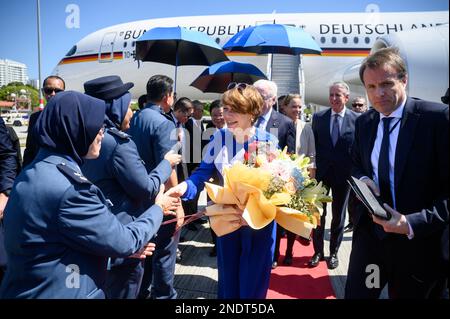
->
[[0, 83, 39, 109]]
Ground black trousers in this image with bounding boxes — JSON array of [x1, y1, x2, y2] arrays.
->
[[345, 216, 446, 299], [312, 181, 349, 255], [274, 225, 296, 262]]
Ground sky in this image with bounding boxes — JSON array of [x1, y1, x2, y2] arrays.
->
[[0, 0, 448, 82]]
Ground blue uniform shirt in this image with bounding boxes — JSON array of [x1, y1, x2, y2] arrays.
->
[[82, 127, 172, 223], [128, 104, 177, 172]]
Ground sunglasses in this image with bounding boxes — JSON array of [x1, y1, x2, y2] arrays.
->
[[42, 87, 64, 95], [227, 82, 249, 91], [352, 103, 365, 107]]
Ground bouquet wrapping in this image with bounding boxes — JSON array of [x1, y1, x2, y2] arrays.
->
[[205, 141, 331, 238]]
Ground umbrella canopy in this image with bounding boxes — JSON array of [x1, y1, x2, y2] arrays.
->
[[136, 26, 228, 66], [222, 24, 322, 55], [190, 61, 267, 93]]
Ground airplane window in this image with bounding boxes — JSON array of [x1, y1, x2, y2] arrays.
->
[[320, 36, 326, 43], [65, 45, 77, 57], [331, 36, 336, 44], [132, 41, 135, 47], [215, 37, 220, 44], [365, 37, 370, 44], [124, 42, 127, 48], [353, 37, 359, 44], [343, 37, 348, 44]]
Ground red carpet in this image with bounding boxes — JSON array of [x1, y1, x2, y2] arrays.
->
[[267, 237, 336, 299]]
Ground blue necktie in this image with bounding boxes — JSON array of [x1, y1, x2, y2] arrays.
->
[[378, 117, 393, 207], [255, 116, 264, 128], [331, 114, 340, 146]]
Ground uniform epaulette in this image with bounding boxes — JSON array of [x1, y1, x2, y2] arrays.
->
[[107, 127, 130, 140], [57, 163, 92, 185]]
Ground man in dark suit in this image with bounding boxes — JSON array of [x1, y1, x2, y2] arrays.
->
[[345, 48, 449, 299], [254, 80, 296, 268], [309, 82, 359, 270], [0, 117, 17, 284], [22, 75, 65, 167]]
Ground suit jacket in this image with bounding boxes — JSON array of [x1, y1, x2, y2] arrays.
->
[[312, 108, 359, 185], [264, 109, 295, 153], [351, 98, 449, 280], [22, 110, 41, 167], [351, 98, 449, 233], [184, 117, 206, 167], [0, 117, 17, 193], [0, 149, 163, 298]]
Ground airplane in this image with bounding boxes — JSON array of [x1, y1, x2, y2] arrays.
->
[[52, 11, 449, 107]]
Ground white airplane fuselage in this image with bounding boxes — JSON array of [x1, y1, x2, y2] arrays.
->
[[53, 11, 449, 105]]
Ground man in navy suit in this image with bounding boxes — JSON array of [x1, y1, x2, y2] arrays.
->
[[309, 82, 359, 270], [345, 48, 448, 299]]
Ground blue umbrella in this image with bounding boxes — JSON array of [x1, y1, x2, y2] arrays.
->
[[136, 26, 228, 92], [190, 61, 267, 93], [223, 24, 322, 55], [223, 24, 321, 80]]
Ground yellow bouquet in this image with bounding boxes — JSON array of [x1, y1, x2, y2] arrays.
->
[[204, 141, 331, 238]]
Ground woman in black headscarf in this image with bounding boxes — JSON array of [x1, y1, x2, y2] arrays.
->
[[0, 91, 171, 299], [82, 76, 181, 299]]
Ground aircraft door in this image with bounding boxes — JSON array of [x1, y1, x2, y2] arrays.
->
[[99, 32, 117, 62]]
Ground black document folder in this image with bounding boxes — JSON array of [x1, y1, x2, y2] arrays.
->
[[348, 176, 391, 220]]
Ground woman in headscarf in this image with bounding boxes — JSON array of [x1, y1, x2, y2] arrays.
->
[[0, 91, 172, 299], [82, 76, 181, 299]]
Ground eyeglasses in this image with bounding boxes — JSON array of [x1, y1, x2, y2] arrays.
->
[[352, 103, 365, 107], [42, 87, 64, 95], [227, 82, 249, 91]]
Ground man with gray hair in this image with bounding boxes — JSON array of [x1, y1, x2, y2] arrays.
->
[[253, 80, 295, 154], [309, 81, 359, 270]]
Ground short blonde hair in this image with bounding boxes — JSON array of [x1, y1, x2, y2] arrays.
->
[[221, 85, 263, 123]]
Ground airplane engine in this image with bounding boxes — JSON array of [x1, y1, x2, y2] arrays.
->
[[371, 24, 449, 103]]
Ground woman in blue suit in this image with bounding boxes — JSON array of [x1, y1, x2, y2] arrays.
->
[[81, 76, 181, 299], [167, 84, 277, 299], [0, 91, 172, 299]]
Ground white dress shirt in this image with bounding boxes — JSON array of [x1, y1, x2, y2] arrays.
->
[[329, 107, 346, 136]]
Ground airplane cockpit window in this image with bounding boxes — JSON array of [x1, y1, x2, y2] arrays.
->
[[124, 42, 127, 48], [343, 37, 348, 44], [320, 36, 326, 43], [353, 37, 359, 44], [331, 36, 336, 44], [65, 45, 77, 57], [364, 37, 370, 44]]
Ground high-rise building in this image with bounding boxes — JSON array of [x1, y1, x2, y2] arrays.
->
[[0, 59, 29, 87]]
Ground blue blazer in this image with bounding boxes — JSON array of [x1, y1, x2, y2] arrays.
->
[[0, 149, 163, 299], [312, 108, 359, 185], [82, 127, 172, 222]]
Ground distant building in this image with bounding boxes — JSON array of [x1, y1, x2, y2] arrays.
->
[[28, 79, 39, 89], [0, 59, 29, 87]]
